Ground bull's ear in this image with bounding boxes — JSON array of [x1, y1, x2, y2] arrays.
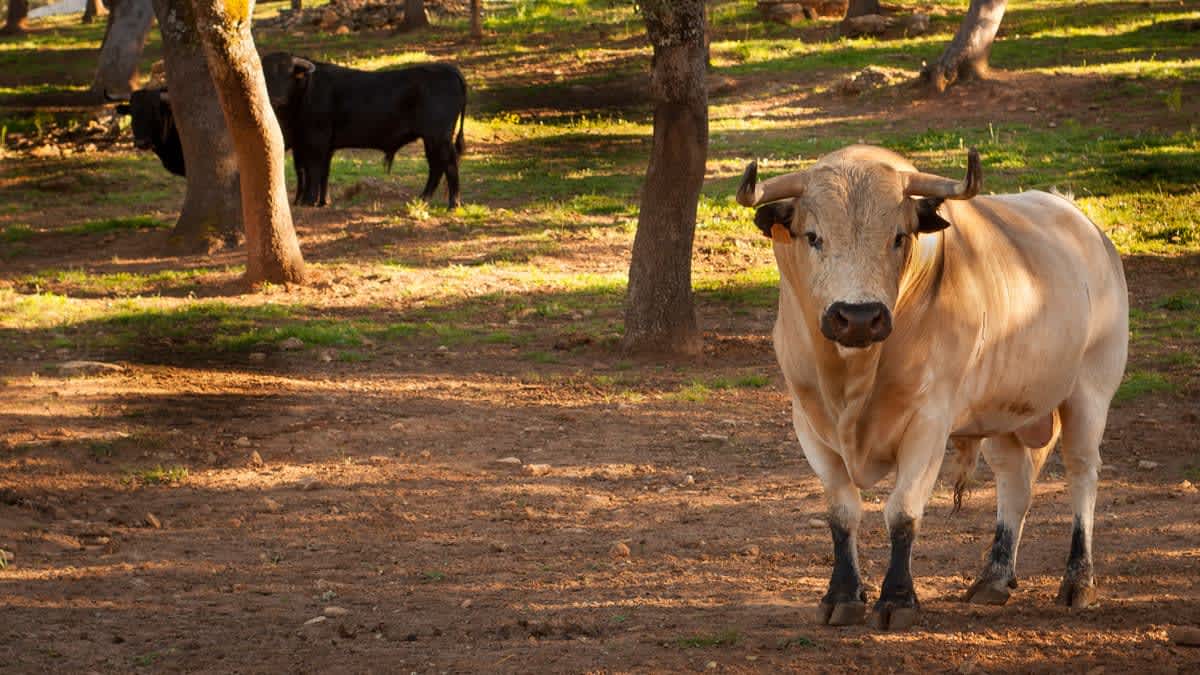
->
[[115, 104, 131, 115], [753, 202, 794, 238], [916, 197, 951, 233]]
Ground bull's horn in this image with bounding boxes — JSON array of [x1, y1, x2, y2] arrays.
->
[[736, 160, 808, 207], [158, 90, 170, 103], [903, 148, 981, 200], [102, 89, 128, 103], [292, 56, 316, 75]]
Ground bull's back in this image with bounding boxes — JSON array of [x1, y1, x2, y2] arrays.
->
[[316, 64, 464, 150], [940, 191, 1128, 434]]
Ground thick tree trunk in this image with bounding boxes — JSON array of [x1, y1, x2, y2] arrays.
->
[[2, 0, 29, 35], [622, 0, 707, 356], [83, 0, 109, 24], [922, 0, 1007, 93], [843, 0, 880, 19], [152, 0, 242, 253], [402, 0, 428, 30], [92, 0, 154, 98], [190, 0, 305, 284], [468, 0, 481, 39]]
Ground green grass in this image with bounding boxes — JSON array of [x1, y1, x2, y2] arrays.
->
[[1113, 370, 1176, 405], [676, 630, 740, 649], [62, 216, 168, 236], [1, 224, 34, 243], [130, 465, 189, 486]]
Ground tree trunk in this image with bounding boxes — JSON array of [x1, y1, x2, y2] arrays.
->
[[83, 0, 109, 24], [189, 0, 306, 285], [2, 0, 29, 35], [468, 0, 481, 39], [290, 0, 300, 11], [843, 0, 880, 19], [152, 0, 242, 253], [922, 0, 1007, 93], [622, 0, 707, 356], [92, 0, 154, 98], [402, 0, 428, 30]]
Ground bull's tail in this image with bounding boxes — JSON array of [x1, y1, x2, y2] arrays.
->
[[947, 437, 981, 515], [383, 151, 395, 174], [455, 68, 467, 155]]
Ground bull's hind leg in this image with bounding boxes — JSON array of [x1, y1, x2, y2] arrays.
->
[[443, 143, 461, 208], [419, 138, 446, 202], [1056, 388, 1113, 608], [965, 428, 1056, 605], [793, 409, 867, 627]]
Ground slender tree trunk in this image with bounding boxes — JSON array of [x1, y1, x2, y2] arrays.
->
[[402, 0, 428, 30], [290, 0, 300, 11], [92, 0, 154, 98], [468, 0, 481, 39], [2, 0, 29, 35], [622, 0, 707, 356], [922, 0, 1007, 93], [189, 0, 306, 284], [152, 0, 242, 253], [844, 0, 880, 19], [83, 0, 109, 24]]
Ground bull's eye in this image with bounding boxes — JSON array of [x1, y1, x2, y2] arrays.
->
[[804, 232, 823, 250], [893, 233, 907, 250]]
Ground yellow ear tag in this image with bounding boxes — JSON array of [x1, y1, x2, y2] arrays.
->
[[770, 223, 793, 244]]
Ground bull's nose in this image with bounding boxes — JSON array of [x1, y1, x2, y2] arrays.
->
[[820, 301, 892, 348]]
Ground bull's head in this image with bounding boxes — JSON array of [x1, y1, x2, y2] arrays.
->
[[114, 89, 172, 150], [261, 52, 316, 107], [737, 145, 980, 349]]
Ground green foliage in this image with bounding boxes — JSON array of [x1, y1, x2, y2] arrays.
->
[[1113, 371, 1175, 405]]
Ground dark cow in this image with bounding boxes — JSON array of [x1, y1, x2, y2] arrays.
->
[[261, 52, 467, 208], [114, 89, 186, 177]]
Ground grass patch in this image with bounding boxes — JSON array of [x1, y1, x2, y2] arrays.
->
[[1, 224, 34, 243], [130, 465, 189, 486], [677, 630, 740, 649], [62, 216, 168, 236], [1157, 291, 1200, 312], [1113, 370, 1175, 404]]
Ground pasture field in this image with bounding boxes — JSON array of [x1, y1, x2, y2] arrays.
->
[[1, 0, 1198, 671]]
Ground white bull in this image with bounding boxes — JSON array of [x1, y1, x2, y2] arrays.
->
[[738, 145, 1128, 630]]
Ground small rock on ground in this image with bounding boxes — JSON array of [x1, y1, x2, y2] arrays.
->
[[323, 606, 350, 617], [280, 337, 305, 350], [523, 463, 552, 476], [57, 360, 126, 376], [303, 616, 328, 626], [1137, 460, 1159, 470], [495, 456, 522, 465], [144, 513, 161, 529], [261, 497, 282, 513], [610, 542, 631, 558]]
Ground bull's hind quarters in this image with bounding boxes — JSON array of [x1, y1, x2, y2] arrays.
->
[[739, 145, 1128, 630]]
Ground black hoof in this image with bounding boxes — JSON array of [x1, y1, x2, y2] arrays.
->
[[870, 600, 919, 631], [1056, 575, 1097, 608], [965, 573, 1017, 605], [815, 600, 867, 626]]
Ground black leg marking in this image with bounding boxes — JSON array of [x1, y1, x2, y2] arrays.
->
[[871, 517, 919, 631], [1057, 515, 1097, 608], [965, 524, 1019, 605], [816, 522, 867, 626]]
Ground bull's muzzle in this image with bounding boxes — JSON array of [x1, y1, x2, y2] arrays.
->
[[132, 137, 152, 150], [820, 301, 892, 348]]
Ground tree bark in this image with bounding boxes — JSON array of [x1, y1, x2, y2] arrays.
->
[[922, 0, 1007, 93], [622, 0, 707, 356], [92, 0, 154, 98], [83, 0, 109, 24], [189, 0, 306, 284], [402, 0, 428, 30], [468, 0, 481, 39], [290, 0, 301, 10], [2, 0, 29, 35], [843, 0, 880, 19], [152, 0, 242, 253]]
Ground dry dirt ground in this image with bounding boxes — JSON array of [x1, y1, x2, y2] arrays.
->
[[3, 16, 1200, 675]]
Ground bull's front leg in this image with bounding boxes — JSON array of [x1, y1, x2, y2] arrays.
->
[[793, 409, 867, 626], [873, 418, 950, 631]]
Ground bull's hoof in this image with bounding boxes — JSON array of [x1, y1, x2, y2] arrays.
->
[[1056, 575, 1098, 608], [965, 574, 1017, 605], [869, 601, 919, 631], [815, 600, 866, 626]]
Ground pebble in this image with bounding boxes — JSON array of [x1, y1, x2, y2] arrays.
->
[[581, 494, 608, 509], [249, 451, 264, 467], [1175, 480, 1197, 493], [261, 497, 282, 513], [609, 542, 631, 559], [808, 518, 825, 528], [235, 437, 252, 447], [699, 433, 729, 442], [280, 337, 305, 351], [319, 350, 334, 362], [1168, 625, 1200, 646], [144, 513, 161, 529], [57, 360, 126, 376], [1137, 460, 1158, 470], [523, 463, 552, 476], [323, 606, 350, 617], [495, 456, 522, 465], [706, 662, 717, 670], [248, 352, 267, 362], [682, 474, 695, 486], [297, 476, 322, 491], [460, 599, 473, 609], [303, 616, 327, 626]]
